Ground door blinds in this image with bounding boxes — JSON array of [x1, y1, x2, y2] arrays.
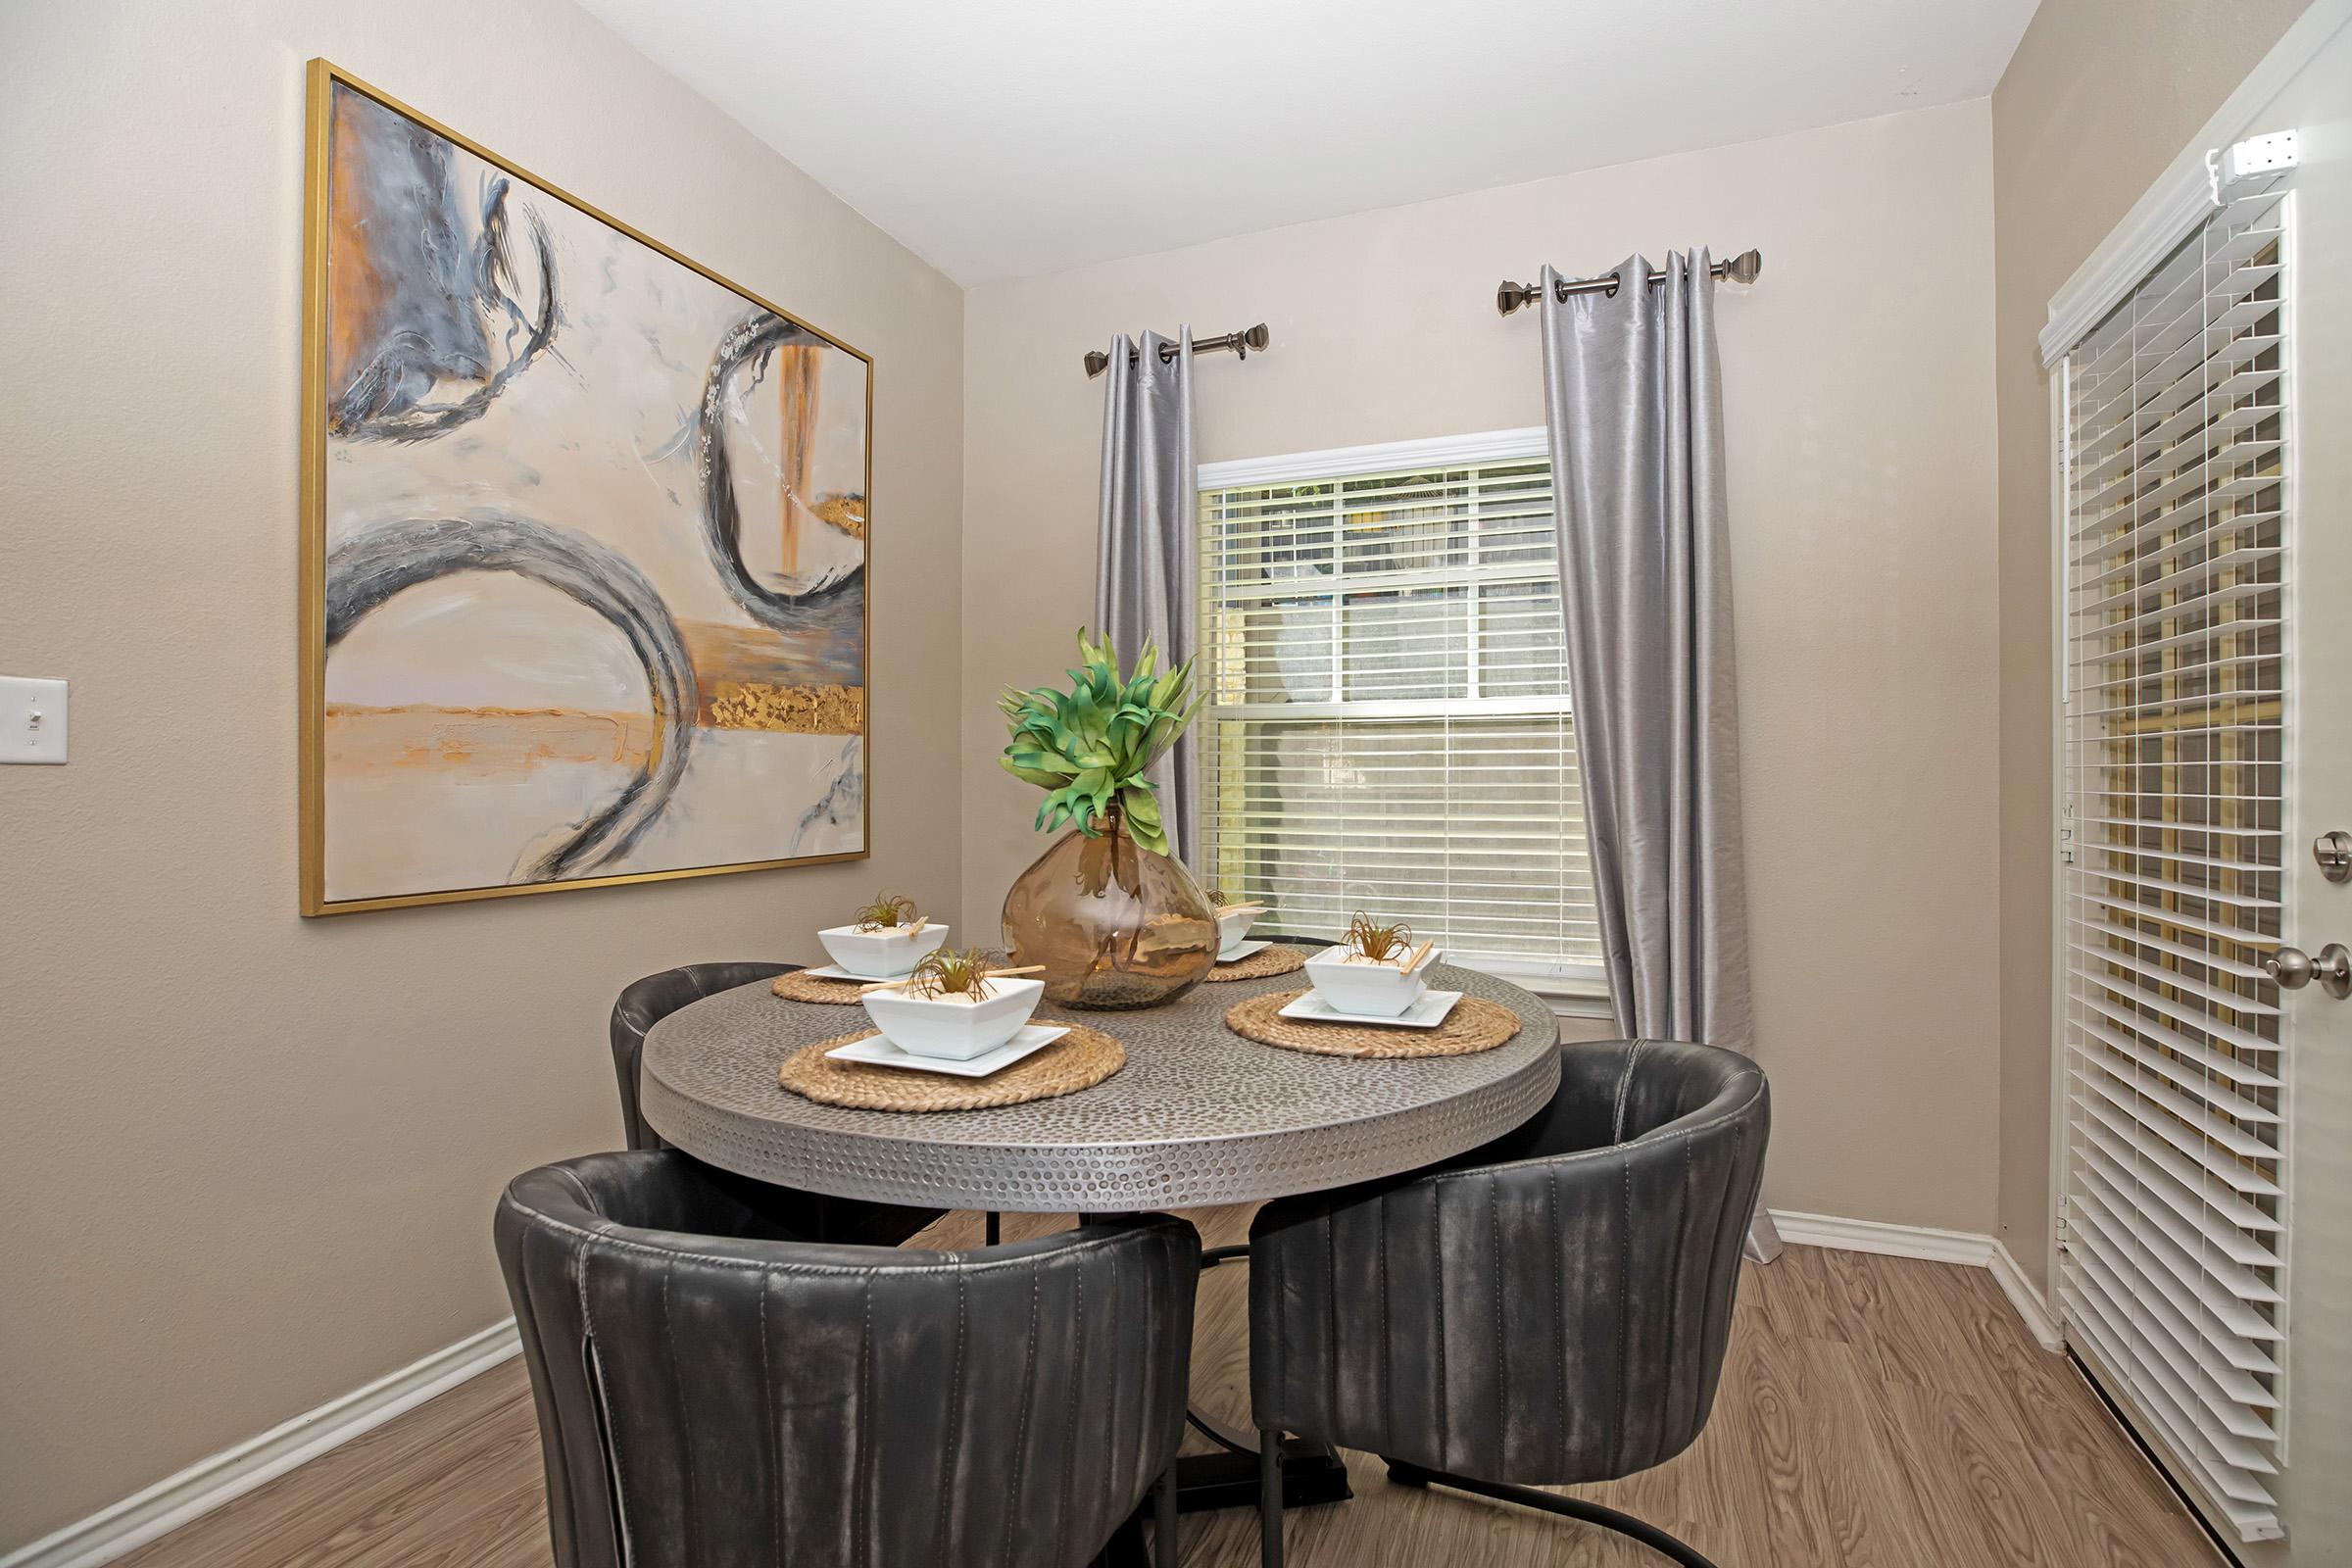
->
[[2057, 178, 2290, 1543], [1194, 451, 1601, 977]]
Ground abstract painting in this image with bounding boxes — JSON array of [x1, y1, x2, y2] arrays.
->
[[299, 62, 869, 913]]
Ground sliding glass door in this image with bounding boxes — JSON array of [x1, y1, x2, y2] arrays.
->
[[2055, 15, 2349, 1558]]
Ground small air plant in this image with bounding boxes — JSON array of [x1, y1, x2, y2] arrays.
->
[[1342, 911, 1415, 966], [903, 947, 1000, 1002], [854, 892, 922, 931]]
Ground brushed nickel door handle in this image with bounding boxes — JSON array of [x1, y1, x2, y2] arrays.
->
[[2263, 943, 2352, 999]]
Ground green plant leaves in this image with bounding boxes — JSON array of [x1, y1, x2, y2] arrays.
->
[[999, 627, 1198, 849], [1118, 783, 1169, 856]]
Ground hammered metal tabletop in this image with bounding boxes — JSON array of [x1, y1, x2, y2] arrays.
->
[[640, 955, 1561, 1212]]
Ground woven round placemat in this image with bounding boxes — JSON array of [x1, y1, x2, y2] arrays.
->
[[769, 970, 871, 1005], [1204, 945, 1307, 982], [1223, 989, 1523, 1059], [776, 1023, 1125, 1111]]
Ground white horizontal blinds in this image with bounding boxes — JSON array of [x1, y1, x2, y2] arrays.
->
[[2058, 179, 2289, 1544], [1195, 455, 1600, 970]]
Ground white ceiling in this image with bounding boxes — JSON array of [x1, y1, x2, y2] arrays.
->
[[577, 0, 2039, 285]]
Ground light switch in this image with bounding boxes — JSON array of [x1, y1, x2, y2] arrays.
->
[[0, 677, 68, 763]]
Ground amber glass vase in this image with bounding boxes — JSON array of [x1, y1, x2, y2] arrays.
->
[[1001, 806, 1218, 1009]]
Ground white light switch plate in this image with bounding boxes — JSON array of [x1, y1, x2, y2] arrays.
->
[[0, 676, 68, 763]]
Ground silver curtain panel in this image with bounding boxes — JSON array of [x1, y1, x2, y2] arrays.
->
[[1540, 253, 1773, 1259], [1094, 328, 1200, 858], [1539, 251, 1755, 1057]]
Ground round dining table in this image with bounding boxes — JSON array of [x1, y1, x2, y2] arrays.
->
[[638, 951, 1562, 1520], [639, 956, 1561, 1214]]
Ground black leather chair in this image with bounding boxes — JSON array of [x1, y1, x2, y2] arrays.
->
[[1248, 1039, 1769, 1567], [610, 961, 795, 1152], [497, 1151, 1201, 1568], [610, 961, 942, 1247]]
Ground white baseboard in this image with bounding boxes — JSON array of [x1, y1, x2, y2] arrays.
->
[[1769, 1207, 1996, 1266], [0, 1318, 521, 1568], [1987, 1240, 2067, 1352], [1767, 1208, 2066, 1352]]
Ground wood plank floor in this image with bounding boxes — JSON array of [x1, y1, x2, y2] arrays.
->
[[117, 1208, 2217, 1568]]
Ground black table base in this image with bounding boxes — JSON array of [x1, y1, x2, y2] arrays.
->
[[1111, 1439, 1350, 1561], [1114, 1238, 1354, 1540], [1171, 1438, 1352, 1513]]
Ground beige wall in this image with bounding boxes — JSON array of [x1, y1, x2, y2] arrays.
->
[[1987, 0, 2309, 1296], [0, 1, 961, 1550], [22, 0, 2306, 1540], [961, 103, 2003, 1235]]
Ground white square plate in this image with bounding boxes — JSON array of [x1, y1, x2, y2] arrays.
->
[[1216, 939, 1273, 962], [803, 962, 896, 982], [824, 1024, 1070, 1078], [1277, 989, 1463, 1030]]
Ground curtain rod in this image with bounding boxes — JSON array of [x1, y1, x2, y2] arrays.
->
[[1083, 323, 1270, 377], [1494, 249, 1762, 317]]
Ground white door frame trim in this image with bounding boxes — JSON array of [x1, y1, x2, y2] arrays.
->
[[2036, 0, 2352, 367]]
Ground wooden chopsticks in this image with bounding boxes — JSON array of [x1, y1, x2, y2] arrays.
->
[[857, 965, 1044, 996]]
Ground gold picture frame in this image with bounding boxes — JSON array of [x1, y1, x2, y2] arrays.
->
[[301, 59, 873, 915]]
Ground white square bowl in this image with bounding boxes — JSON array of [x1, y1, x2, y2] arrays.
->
[[1301, 945, 1440, 1018], [817, 922, 949, 979], [1215, 906, 1261, 958], [860, 977, 1045, 1060]]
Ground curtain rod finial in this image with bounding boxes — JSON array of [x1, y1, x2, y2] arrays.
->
[[1722, 249, 1762, 285], [1083, 348, 1111, 377], [1496, 279, 1539, 317]]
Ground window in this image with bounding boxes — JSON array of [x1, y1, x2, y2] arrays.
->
[[2055, 179, 2288, 1540], [1194, 431, 1601, 987]]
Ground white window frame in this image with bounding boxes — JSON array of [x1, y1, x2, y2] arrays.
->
[[1196, 427, 1608, 1003]]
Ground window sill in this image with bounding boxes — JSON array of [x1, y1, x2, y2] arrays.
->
[[1531, 990, 1616, 1020], [1458, 962, 1613, 1017]]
